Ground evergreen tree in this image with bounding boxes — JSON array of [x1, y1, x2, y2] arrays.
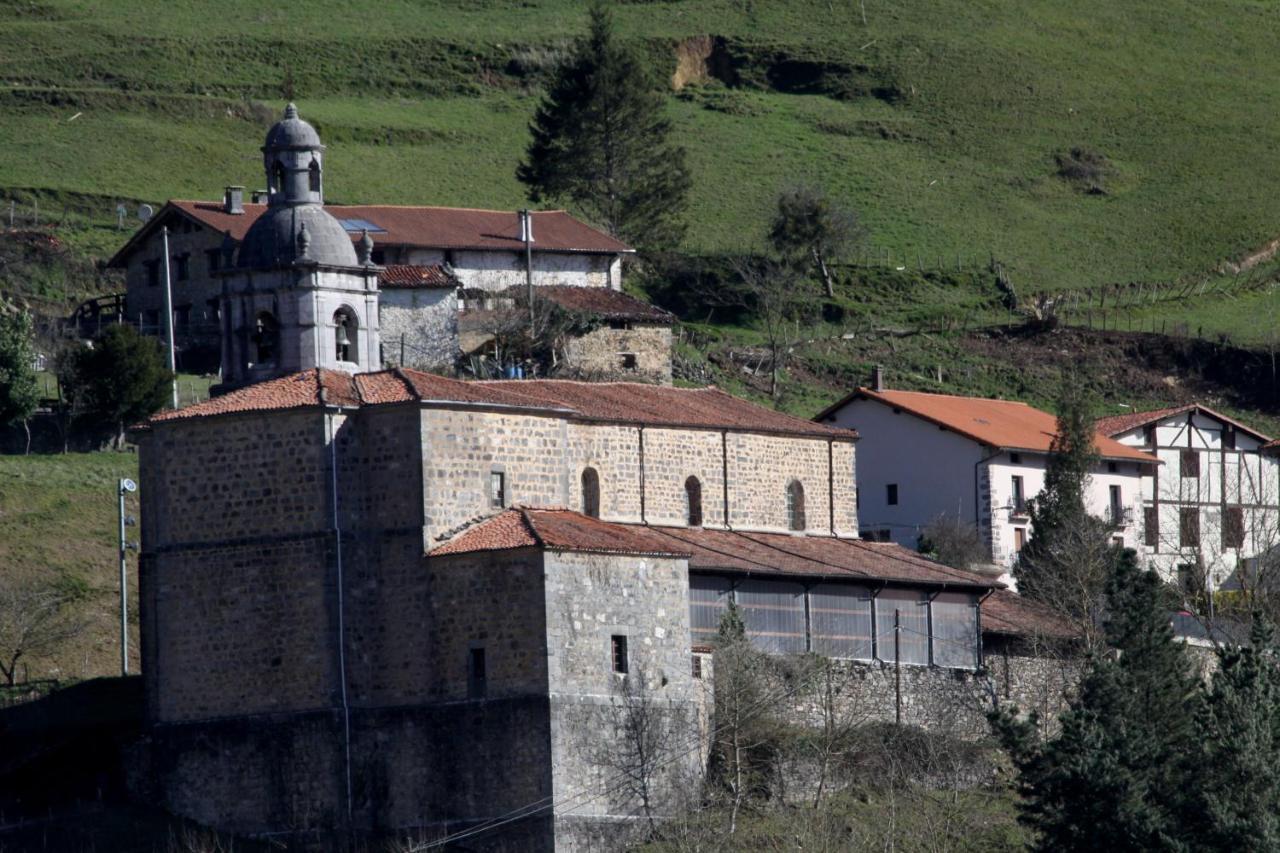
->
[[1015, 378, 1113, 643], [0, 312, 41, 454], [768, 185, 867, 298], [993, 552, 1197, 852], [1187, 619, 1280, 849], [60, 324, 172, 448], [517, 1, 691, 252]]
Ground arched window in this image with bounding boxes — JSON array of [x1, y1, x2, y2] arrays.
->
[[334, 307, 358, 363], [582, 467, 600, 518], [252, 311, 278, 365], [308, 159, 321, 194], [272, 160, 286, 194], [786, 480, 806, 531], [685, 476, 703, 527]]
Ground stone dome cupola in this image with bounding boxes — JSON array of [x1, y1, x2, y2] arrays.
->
[[263, 103, 325, 207]]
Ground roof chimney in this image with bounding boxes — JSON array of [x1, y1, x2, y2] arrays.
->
[[251, 189, 268, 204], [519, 209, 534, 243], [871, 364, 884, 391], [224, 186, 244, 215]]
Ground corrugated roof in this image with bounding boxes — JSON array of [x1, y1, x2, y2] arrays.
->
[[819, 387, 1154, 463], [141, 368, 855, 439], [1095, 404, 1272, 443], [378, 264, 459, 289], [527, 286, 674, 323], [432, 508, 998, 590], [108, 201, 632, 267]]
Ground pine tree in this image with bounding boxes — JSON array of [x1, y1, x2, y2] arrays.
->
[[1015, 378, 1113, 643], [993, 552, 1197, 852], [517, 1, 691, 252], [0, 311, 40, 454], [1187, 619, 1280, 849]]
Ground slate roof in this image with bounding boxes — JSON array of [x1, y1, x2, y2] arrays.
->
[[108, 201, 632, 267], [816, 387, 1155, 464], [378, 264, 459, 289], [432, 508, 997, 591], [527, 286, 674, 323], [1095, 403, 1272, 443], [141, 368, 855, 440]]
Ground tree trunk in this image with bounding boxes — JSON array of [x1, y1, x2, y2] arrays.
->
[[814, 247, 835, 299], [22, 419, 30, 455]]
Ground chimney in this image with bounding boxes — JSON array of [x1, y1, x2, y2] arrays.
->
[[519, 209, 534, 243], [224, 186, 245, 215], [251, 189, 268, 204], [871, 364, 884, 391]]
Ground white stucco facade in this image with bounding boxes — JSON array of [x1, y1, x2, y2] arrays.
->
[[824, 396, 1146, 576], [1107, 410, 1280, 588]]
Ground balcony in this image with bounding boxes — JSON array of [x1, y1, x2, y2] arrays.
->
[[1110, 506, 1135, 527]]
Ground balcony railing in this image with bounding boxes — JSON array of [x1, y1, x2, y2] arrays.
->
[[1110, 506, 1135, 527]]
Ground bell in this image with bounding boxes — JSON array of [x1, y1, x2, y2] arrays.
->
[[335, 322, 350, 347]]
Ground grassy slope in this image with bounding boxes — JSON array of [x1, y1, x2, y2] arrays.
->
[[3, 0, 1280, 296]]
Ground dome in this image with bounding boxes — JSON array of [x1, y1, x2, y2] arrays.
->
[[237, 204, 358, 269], [263, 103, 322, 151]]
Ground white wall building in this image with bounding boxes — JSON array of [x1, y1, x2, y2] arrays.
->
[[815, 377, 1155, 580], [1098, 405, 1279, 590]]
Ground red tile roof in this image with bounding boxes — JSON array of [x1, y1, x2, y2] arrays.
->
[[432, 508, 997, 591], [525, 286, 674, 324], [1095, 404, 1271, 443], [980, 590, 1077, 640], [378, 264, 458, 289], [108, 201, 632, 267], [817, 387, 1154, 464], [142, 368, 855, 440]]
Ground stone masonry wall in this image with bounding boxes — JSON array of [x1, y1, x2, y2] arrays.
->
[[561, 325, 672, 385], [379, 288, 459, 371], [726, 433, 855, 533], [566, 424, 643, 523], [636, 428, 726, 528], [541, 551, 703, 851]]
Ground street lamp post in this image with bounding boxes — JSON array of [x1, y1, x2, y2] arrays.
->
[[118, 478, 137, 676]]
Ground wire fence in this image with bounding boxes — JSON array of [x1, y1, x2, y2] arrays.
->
[[0, 191, 158, 233]]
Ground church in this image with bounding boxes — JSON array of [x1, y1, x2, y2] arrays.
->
[[107, 105, 673, 385], [128, 107, 1064, 851]]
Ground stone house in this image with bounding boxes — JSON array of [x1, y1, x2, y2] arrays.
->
[[815, 372, 1155, 578], [107, 106, 637, 375], [1097, 404, 1279, 590], [132, 366, 1063, 849]]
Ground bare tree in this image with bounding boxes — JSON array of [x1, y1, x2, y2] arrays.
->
[[730, 258, 806, 399], [0, 571, 87, 686], [917, 513, 989, 572], [769, 185, 868, 299], [596, 666, 670, 837]]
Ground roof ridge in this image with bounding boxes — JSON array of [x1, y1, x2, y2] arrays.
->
[[866, 387, 1033, 406], [517, 507, 547, 549]]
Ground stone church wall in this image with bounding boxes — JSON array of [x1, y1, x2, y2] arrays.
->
[[637, 428, 727, 528]]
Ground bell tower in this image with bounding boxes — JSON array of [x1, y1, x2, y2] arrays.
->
[[215, 104, 382, 391]]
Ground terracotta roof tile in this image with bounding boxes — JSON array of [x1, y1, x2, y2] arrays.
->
[[526, 286, 674, 323], [819, 388, 1154, 463], [431, 509, 998, 590], [109, 201, 632, 267], [1096, 404, 1271, 443], [146, 369, 357, 422], [378, 264, 458, 289], [980, 590, 1077, 639], [144, 368, 855, 439]]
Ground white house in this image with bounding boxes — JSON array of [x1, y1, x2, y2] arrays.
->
[[1097, 404, 1279, 590], [815, 374, 1155, 576]]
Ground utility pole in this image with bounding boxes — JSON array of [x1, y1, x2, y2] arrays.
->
[[118, 478, 137, 676], [521, 209, 535, 330], [160, 227, 179, 408]]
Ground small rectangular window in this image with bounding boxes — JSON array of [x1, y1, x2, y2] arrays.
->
[[1180, 508, 1200, 548], [886, 484, 899, 506], [489, 471, 505, 509], [1107, 461, 1118, 473], [205, 248, 221, 274], [145, 259, 160, 287], [1144, 424, 1156, 447], [1181, 449, 1200, 478], [611, 635, 628, 674], [174, 253, 189, 282], [620, 353, 638, 371], [1011, 476, 1025, 513], [1112, 536, 1124, 547], [1224, 429, 1237, 450], [1010, 452, 1022, 464], [1144, 506, 1158, 547], [691, 655, 702, 680], [1014, 527, 1027, 552], [1109, 485, 1123, 525], [468, 647, 487, 698], [1223, 507, 1245, 549]]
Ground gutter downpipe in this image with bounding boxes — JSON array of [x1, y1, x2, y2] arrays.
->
[[325, 398, 355, 830], [721, 430, 731, 530], [638, 425, 647, 524]]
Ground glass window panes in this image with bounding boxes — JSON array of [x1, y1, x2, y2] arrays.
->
[[736, 579, 807, 654], [931, 592, 978, 669], [689, 575, 731, 645], [809, 583, 873, 660], [875, 590, 929, 665]]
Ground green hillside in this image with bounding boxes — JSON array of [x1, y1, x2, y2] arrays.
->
[[4, 0, 1280, 303]]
